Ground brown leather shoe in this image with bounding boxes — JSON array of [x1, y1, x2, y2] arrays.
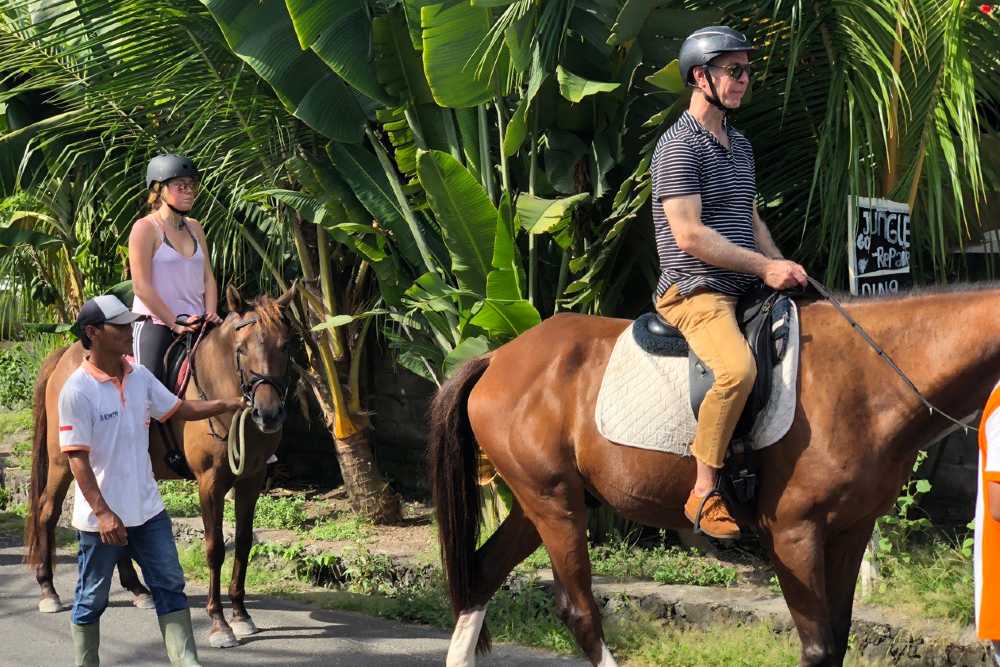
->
[[684, 490, 740, 540]]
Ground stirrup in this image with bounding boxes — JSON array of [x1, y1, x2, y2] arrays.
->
[[691, 485, 724, 536]]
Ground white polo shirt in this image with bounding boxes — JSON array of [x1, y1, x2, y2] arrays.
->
[[59, 357, 181, 531]]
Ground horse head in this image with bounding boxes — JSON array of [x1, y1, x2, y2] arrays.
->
[[224, 283, 296, 434]]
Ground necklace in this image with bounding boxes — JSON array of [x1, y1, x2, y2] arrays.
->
[[156, 210, 184, 230]]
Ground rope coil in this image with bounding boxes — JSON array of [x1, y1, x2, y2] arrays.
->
[[227, 407, 252, 477]]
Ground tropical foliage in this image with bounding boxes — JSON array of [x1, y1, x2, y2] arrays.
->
[[0, 0, 997, 516]]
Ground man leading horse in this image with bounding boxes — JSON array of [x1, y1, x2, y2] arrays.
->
[[62, 295, 243, 666], [653, 26, 808, 539]]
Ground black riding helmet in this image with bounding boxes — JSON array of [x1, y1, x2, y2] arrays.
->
[[145, 154, 199, 190], [678, 26, 755, 111]]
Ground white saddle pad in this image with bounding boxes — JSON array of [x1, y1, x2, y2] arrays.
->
[[595, 302, 799, 456]]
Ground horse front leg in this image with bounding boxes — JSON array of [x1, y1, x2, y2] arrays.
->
[[824, 521, 877, 663], [767, 521, 839, 666], [228, 469, 266, 638], [116, 556, 154, 608], [198, 472, 238, 648]]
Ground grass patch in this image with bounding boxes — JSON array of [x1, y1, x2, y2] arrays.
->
[[160, 484, 308, 531], [309, 515, 373, 542], [159, 480, 201, 518], [865, 537, 973, 626], [0, 409, 32, 437], [520, 536, 738, 588], [177, 541, 307, 594], [608, 612, 888, 666], [224, 494, 307, 530], [11, 440, 31, 469]]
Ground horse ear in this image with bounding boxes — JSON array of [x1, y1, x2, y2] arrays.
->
[[275, 280, 298, 310], [226, 284, 245, 312]]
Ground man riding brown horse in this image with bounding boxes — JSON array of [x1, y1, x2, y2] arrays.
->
[[654, 26, 807, 539]]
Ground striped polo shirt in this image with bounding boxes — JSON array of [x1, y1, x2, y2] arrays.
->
[[651, 110, 759, 298]]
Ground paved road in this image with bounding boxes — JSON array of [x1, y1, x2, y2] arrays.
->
[[0, 545, 586, 666]]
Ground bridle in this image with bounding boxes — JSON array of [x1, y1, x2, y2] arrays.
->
[[232, 314, 290, 407], [192, 313, 291, 441]]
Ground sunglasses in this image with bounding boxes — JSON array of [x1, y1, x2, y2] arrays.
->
[[705, 63, 754, 81], [167, 180, 199, 193]]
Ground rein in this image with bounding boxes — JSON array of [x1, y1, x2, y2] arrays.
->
[[807, 276, 976, 433]]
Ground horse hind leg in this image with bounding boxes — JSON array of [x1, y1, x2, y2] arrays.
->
[[116, 557, 155, 609], [447, 499, 541, 667], [529, 489, 617, 667], [34, 461, 73, 613]]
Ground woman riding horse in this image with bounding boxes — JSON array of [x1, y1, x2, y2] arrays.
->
[[130, 153, 222, 376]]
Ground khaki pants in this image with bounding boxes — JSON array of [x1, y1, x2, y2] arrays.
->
[[655, 285, 756, 469]]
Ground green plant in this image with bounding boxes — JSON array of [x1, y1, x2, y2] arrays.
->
[[11, 440, 31, 469], [867, 535, 974, 625], [158, 481, 201, 518], [0, 486, 10, 511], [519, 534, 739, 588], [309, 515, 373, 542], [876, 452, 934, 563], [0, 409, 32, 437], [649, 548, 739, 588], [225, 494, 307, 530], [0, 346, 34, 409]]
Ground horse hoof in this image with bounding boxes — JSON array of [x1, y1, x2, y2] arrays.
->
[[37, 597, 63, 613], [209, 630, 240, 649], [132, 593, 155, 609], [230, 619, 259, 637]]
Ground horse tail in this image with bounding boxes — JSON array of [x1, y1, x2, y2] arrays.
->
[[25, 346, 67, 567], [429, 354, 492, 653]]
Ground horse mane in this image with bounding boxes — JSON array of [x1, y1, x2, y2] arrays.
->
[[794, 279, 1000, 306], [241, 295, 286, 335]]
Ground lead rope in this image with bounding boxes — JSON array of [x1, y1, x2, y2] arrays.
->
[[807, 276, 976, 433], [227, 407, 252, 477]]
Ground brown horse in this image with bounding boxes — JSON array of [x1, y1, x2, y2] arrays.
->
[[26, 284, 294, 649], [430, 285, 999, 667]]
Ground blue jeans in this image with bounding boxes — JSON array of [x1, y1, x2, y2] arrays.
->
[[72, 510, 188, 625]]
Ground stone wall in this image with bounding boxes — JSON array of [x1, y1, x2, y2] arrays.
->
[[919, 426, 979, 528], [368, 359, 435, 498]]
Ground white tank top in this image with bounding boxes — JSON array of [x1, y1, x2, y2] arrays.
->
[[132, 217, 205, 325]]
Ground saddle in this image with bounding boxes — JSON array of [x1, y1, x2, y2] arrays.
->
[[156, 325, 209, 480], [632, 283, 793, 439], [164, 332, 195, 396], [630, 283, 794, 512]]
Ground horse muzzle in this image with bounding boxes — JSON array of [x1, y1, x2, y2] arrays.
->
[[251, 404, 286, 434]]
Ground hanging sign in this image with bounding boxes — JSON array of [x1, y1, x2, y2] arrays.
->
[[847, 196, 912, 297]]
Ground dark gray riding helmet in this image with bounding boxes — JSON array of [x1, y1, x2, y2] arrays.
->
[[145, 154, 199, 189], [679, 26, 755, 85]]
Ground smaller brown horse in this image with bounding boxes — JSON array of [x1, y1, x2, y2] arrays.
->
[[26, 284, 294, 649], [430, 285, 1000, 667]]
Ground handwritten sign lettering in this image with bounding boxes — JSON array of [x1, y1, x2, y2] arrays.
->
[[847, 197, 912, 296]]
